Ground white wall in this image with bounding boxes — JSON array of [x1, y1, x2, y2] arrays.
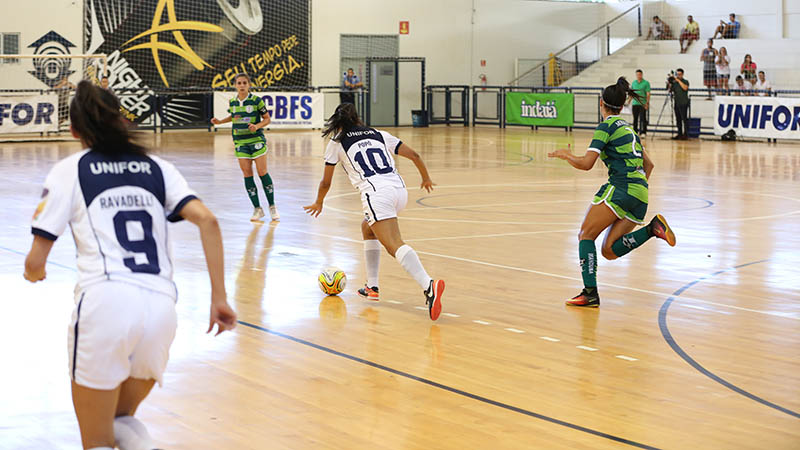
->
[[787, 0, 800, 38], [0, 0, 83, 90], [312, 0, 606, 87]]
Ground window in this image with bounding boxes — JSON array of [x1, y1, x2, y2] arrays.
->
[[1, 33, 20, 64]]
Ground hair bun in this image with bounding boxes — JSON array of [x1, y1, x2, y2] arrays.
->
[[616, 76, 629, 89]]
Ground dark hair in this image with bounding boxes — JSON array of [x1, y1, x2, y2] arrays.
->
[[635, 69, 643, 74], [347, 68, 354, 72], [677, 68, 684, 74], [234, 73, 251, 84], [758, 70, 765, 75], [653, 16, 659, 19], [69, 80, 145, 156], [708, 38, 714, 45], [744, 54, 752, 62], [601, 77, 641, 114], [322, 103, 364, 141], [736, 75, 743, 81], [730, 13, 735, 18]]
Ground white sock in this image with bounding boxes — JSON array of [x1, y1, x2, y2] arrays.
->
[[114, 415, 155, 450], [364, 240, 381, 288], [394, 245, 433, 290]]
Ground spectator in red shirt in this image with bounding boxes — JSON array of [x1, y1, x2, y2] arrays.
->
[[740, 54, 757, 84]]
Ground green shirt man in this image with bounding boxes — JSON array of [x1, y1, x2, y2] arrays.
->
[[631, 78, 651, 107], [670, 74, 690, 106]]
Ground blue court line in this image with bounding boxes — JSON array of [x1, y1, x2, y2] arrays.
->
[[0, 245, 77, 272], [658, 259, 800, 419], [237, 320, 661, 449]]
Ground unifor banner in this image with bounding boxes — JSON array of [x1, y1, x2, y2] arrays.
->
[[0, 95, 59, 134], [83, 0, 310, 124], [715, 96, 800, 139], [505, 92, 574, 127], [213, 92, 324, 129]]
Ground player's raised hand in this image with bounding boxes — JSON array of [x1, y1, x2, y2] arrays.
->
[[208, 297, 237, 336], [303, 202, 323, 217], [421, 178, 436, 193]]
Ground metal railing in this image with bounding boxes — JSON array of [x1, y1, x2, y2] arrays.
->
[[510, 4, 641, 87], [426, 85, 469, 126]]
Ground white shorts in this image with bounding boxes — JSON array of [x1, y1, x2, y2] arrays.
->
[[68, 281, 178, 390], [361, 187, 408, 226]]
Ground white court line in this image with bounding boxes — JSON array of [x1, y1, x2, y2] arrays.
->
[[616, 355, 638, 362], [404, 199, 577, 211], [577, 345, 599, 352], [679, 303, 734, 315], [292, 228, 796, 319], [441, 312, 461, 318], [505, 328, 525, 334], [540, 336, 561, 342], [386, 300, 404, 304], [473, 320, 491, 325], [414, 306, 428, 311], [406, 229, 576, 242]]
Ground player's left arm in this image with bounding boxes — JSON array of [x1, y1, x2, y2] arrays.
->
[[397, 143, 435, 192], [642, 148, 655, 180], [304, 164, 337, 217]]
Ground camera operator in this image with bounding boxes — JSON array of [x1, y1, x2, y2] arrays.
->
[[668, 68, 690, 140]]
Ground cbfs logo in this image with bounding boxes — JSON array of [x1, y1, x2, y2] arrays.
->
[[27, 31, 76, 88], [521, 100, 558, 119], [262, 95, 313, 120]]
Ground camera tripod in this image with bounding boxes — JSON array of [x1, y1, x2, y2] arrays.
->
[[651, 87, 675, 140]]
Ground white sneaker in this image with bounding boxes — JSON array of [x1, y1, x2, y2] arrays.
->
[[269, 205, 280, 221], [250, 207, 265, 222]]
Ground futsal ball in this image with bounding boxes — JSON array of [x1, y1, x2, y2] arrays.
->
[[318, 267, 347, 295]]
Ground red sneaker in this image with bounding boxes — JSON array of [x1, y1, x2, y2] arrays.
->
[[565, 289, 600, 307], [425, 280, 445, 321], [357, 285, 380, 301], [649, 214, 676, 247]]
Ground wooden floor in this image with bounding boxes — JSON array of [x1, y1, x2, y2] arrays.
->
[[1, 126, 798, 449]]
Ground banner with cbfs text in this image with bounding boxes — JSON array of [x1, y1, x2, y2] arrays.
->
[[715, 96, 800, 139], [0, 95, 59, 134], [213, 92, 324, 129], [505, 92, 574, 127]]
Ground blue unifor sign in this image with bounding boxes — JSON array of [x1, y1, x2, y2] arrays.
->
[[714, 96, 800, 139]]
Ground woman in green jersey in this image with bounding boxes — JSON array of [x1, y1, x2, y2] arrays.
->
[[548, 77, 676, 307], [211, 73, 279, 222]]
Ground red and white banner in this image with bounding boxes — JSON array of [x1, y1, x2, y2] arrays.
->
[[0, 94, 59, 133]]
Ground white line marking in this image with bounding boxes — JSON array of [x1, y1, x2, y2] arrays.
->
[[540, 336, 561, 342], [441, 312, 460, 318], [616, 355, 638, 361], [289, 230, 795, 320], [386, 300, 404, 304], [577, 345, 598, 352], [679, 303, 734, 315], [406, 229, 576, 242], [505, 328, 525, 333], [414, 306, 428, 311], [473, 320, 491, 325], [405, 199, 577, 211]]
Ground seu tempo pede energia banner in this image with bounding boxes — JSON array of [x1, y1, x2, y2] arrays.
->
[[505, 92, 574, 127], [715, 96, 800, 139]]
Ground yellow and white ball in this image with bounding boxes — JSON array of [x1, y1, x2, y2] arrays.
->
[[318, 267, 347, 295]]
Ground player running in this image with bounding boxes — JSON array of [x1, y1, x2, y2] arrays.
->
[[211, 73, 279, 222], [303, 103, 445, 321], [548, 77, 676, 307], [24, 81, 237, 450]]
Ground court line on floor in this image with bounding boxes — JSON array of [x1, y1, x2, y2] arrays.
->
[[293, 228, 797, 319], [659, 259, 800, 420], [237, 319, 661, 449]]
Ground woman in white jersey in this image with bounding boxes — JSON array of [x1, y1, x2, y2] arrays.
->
[[303, 103, 445, 321], [23, 81, 237, 450]]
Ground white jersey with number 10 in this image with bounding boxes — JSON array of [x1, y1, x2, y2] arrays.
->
[[323, 127, 406, 193]]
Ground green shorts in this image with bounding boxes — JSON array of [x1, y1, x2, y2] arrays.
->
[[592, 183, 648, 224], [235, 141, 268, 159]]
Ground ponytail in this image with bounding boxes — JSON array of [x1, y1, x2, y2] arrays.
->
[[322, 103, 364, 141], [69, 80, 145, 156], [601, 76, 643, 114]]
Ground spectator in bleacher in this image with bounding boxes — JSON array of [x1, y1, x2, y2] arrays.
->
[[713, 13, 741, 39], [732, 75, 753, 96], [700, 39, 718, 99], [631, 69, 651, 136], [679, 15, 700, 53], [753, 71, 772, 96], [646, 16, 664, 40], [740, 54, 757, 83], [670, 68, 690, 140], [715, 47, 731, 94]]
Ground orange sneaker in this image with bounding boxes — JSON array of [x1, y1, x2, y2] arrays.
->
[[425, 280, 445, 321], [358, 285, 380, 301], [649, 214, 676, 247], [565, 289, 600, 307]]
